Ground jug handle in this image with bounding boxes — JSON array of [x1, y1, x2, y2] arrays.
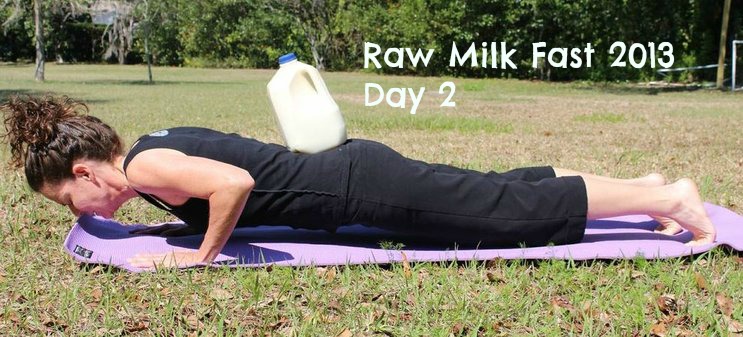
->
[[305, 69, 338, 104]]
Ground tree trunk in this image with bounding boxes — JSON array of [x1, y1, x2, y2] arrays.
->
[[145, 32, 153, 83], [716, 0, 732, 89], [118, 45, 125, 64], [307, 33, 324, 71], [33, 0, 45, 82], [143, 0, 153, 83]]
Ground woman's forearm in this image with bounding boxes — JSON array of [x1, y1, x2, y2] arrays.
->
[[197, 181, 253, 262]]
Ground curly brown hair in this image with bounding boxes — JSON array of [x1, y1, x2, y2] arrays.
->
[[1, 94, 124, 191]]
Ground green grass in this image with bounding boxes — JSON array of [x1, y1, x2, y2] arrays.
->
[[348, 113, 513, 134], [0, 64, 742, 336], [461, 81, 486, 92]]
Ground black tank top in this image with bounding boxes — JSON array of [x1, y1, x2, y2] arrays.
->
[[123, 127, 350, 232]]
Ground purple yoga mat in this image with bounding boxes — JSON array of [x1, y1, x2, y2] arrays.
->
[[63, 203, 743, 273]]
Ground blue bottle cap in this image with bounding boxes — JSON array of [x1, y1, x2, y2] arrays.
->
[[278, 53, 297, 65]]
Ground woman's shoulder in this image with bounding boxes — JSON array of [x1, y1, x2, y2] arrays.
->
[[131, 127, 241, 148], [142, 126, 224, 138], [124, 127, 217, 172]]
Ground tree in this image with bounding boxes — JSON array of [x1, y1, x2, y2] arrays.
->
[[93, 0, 135, 64], [47, 0, 89, 63], [33, 0, 44, 81], [1, 0, 24, 33], [716, 0, 732, 88], [2, 0, 89, 81], [269, 0, 338, 70], [136, 0, 152, 82], [1, 0, 44, 80]]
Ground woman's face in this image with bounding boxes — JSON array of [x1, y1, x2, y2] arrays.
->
[[40, 175, 119, 218]]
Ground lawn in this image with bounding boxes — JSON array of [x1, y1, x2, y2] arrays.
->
[[0, 64, 741, 336]]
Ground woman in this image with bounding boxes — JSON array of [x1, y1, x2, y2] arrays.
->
[[2, 95, 716, 269]]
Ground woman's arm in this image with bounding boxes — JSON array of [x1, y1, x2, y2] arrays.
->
[[124, 148, 254, 268]]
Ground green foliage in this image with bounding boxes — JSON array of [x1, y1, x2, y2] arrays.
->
[[0, 1, 34, 61], [160, 0, 298, 69], [2, 0, 742, 81], [0, 1, 104, 63], [378, 240, 405, 250], [47, 13, 106, 63]]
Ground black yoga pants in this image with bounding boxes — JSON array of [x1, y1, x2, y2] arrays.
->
[[341, 139, 588, 247]]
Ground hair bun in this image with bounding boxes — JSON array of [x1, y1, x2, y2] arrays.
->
[[2, 94, 89, 168]]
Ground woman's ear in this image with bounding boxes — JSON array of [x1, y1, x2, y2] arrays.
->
[[72, 163, 95, 182]]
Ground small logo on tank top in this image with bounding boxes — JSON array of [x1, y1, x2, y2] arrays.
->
[[149, 130, 169, 137]]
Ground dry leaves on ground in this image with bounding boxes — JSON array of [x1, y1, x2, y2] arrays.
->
[[316, 267, 337, 281], [551, 295, 576, 314], [650, 321, 667, 337], [656, 294, 680, 316], [124, 318, 149, 333], [400, 251, 412, 279], [210, 287, 233, 300], [486, 270, 505, 284], [337, 328, 353, 337], [693, 272, 708, 291], [717, 293, 743, 334]]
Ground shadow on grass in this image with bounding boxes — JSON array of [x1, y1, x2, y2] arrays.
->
[[76, 245, 739, 274], [0, 62, 34, 67], [0, 89, 44, 102], [77, 261, 234, 274], [572, 82, 706, 96], [79, 262, 127, 274], [73, 79, 241, 86], [0, 89, 114, 105], [407, 245, 741, 271]]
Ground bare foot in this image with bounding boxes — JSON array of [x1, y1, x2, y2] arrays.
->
[[665, 179, 717, 245], [632, 173, 683, 235]]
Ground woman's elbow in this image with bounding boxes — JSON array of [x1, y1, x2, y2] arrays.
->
[[223, 171, 255, 194], [236, 174, 255, 193]]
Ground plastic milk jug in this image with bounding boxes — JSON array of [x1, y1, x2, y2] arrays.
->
[[267, 53, 347, 153]]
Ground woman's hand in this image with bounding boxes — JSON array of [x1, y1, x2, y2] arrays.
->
[[129, 222, 202, 237], [127, 250, 206, 269]]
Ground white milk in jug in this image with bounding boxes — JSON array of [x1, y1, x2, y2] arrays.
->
[[267, 53, 347, 153]]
